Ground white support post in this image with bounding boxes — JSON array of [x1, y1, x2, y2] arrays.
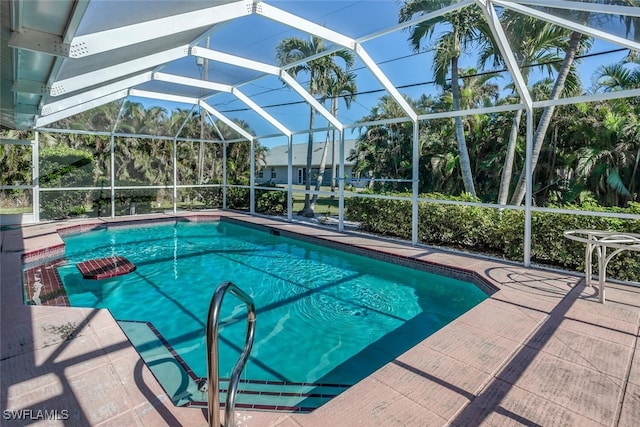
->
[[33, 132, 39, 223], [173, 138, 177, 214], [223, 141, 228, 209], [172, 106, 195, 214], [250, 139, 255, 215], [338, 131, 345, 232], [110, 135, 115, 217], [287, 135, 293, 222], [110, 101, 127, 218], [412, 122, 419, 245], [524, 108, 534, 267]]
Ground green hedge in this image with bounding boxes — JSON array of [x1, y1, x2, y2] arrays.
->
[[209, 182, 287, 215], [39, 146, 94, 219], [346, 192, 640, 282]]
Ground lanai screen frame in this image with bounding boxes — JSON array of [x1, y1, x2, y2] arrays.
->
[[3, 0, 640, 269]]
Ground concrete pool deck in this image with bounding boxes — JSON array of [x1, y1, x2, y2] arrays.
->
[[1, 211, 639, 426]]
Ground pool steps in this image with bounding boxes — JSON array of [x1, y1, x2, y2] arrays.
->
[[118, 320, 348, 413], [191, 378, 349, 412]]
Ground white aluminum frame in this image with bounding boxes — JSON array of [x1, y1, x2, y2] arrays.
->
[[67, 1, 253, 58], [5, 0, 638, 272]]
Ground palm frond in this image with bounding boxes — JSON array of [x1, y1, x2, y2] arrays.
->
[[607, 168, 632, 197]]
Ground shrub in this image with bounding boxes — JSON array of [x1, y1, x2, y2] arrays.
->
[[39, 146, 94, 219], [226, 187, 250, 210], [256, 183, 287, 216], [113, 181, 158, 216], [346, 193, 640, 282]]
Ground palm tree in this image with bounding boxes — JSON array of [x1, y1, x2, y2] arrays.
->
[[214, 119, 265, 184], [594, 51, 640, 92], [330, 71, 358, 192], [311, 70, 357, 209], [478, 11, 577, 205], [458, 68, 500, 110], [505, 0, 640, 205], [399, 1, 488, 197], [349, 95, 416, 190], [276, 36, 355, 217], [509, 31, 589, 206]]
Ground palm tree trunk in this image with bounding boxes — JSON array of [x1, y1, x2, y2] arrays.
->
[[310, 130, 331, 210], [510, 31, 583, 206], [299, 106, 315, 217], [451, 56, 477, 197], [330, 96, 339, 193], [498, 109, 523, 205], [628, 149, 639, 199], [330, 128, 337, 192], [311, 96, 339, 210]]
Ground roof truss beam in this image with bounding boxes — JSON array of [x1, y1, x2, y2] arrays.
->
[[8, 28, 70, 57], [355, 44, 418, 122], [153, 72, 233, 93], [128, 89, 199, 105], [67, 0, 253, 58], [42, 72, 153, 115], [50, 45, 190, 96], [494, 0, 640, 52], [191, 46, 281, 75], [256, 2, 416, 123], [35, 90, 128, 128], [512, 0, 640, 17], [199, 101, 254, 141], [152, 71, 291, 136], [255, 2, 356, 49], [231, 88, 292, 137], [279, 71, 344, 131], [192, 46, 342, 131], [477, 0, 532, 110]]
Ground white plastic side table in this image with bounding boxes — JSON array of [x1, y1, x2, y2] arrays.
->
[[563, 229, 640, 303]]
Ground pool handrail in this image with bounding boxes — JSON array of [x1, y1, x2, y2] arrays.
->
[[206, 281, 257, 427]]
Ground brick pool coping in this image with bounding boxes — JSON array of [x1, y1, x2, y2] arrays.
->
[[2, 210, 640, 426]]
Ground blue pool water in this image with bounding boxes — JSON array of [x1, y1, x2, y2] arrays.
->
[[58, 221, 487, 393]]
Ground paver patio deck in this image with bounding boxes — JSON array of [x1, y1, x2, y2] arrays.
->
[[1, 211, 639, 426]]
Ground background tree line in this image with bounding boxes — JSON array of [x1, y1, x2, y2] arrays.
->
[[1, 102, 267, 217], [345, 1, 640, 209], [2, 1, 639, 215]]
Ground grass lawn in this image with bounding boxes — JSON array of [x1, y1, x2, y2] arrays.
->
[[290, 185, 340, 216], [0, 207, 31, 214]]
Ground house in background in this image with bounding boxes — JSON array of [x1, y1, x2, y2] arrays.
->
[[257, 140, 365, 187]]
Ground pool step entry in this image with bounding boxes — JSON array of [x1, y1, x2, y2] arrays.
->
[[117, 320, 350, 412], [188, 378, 351, 412]]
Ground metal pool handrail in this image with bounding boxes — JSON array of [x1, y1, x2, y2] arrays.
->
[[206, 281, 256, 427]]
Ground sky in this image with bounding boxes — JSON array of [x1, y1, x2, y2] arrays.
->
[[122, 0, 633, 147]]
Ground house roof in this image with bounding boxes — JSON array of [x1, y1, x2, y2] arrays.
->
[[266, 139, 357, 167]]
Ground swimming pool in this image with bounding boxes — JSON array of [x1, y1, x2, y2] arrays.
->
[[57, 220, 488, 410]]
